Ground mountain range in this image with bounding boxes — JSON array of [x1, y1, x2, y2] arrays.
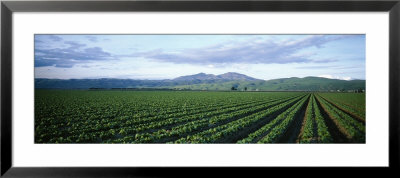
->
[[174, 72, 258, 81], [35, 72, 365, 91]]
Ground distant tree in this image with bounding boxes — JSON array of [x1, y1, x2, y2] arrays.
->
[[231, 86, 235, 91], [244, 87, 247, 91]]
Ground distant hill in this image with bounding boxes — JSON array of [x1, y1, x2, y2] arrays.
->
[[170, 76, 365, 91], [173, 72, 217, 81], [173, 72, 258, 81], [35, 72, 365, 91], [216, 72, 258, 81]]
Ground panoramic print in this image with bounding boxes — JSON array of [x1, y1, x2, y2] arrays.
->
[[34, 34, 366, 143]]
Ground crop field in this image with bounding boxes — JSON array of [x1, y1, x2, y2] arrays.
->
[[35, 90, 365, 143]]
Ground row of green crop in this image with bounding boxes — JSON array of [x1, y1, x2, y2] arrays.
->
[[117, 98, 282, 143], [123, 94, 306, 143], [318, 93, 365, 120], [298, 94, 333, 143], [35, 91, 305, 143], [299, 94, 315, 143], [311, 95, 333, 143], [36, 96, 274, 143], [316, 94, 365, 133], [35, 90, 276, 127], [35, 90, 365, 143], [35, 91, 268, 128], [237, 94, 308, 143], [125, 96, 284, 130], [315, 94, 365, 142], [172, 94, 308, 143], [255, 94, 309, 143], [35, 91, 285, 140], [318, 95, 365, 122]]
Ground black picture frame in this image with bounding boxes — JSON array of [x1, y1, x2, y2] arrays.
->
[[1, 0, 399, 177]]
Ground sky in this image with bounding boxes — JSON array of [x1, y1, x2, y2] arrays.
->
[[34, 34, 365, 80]]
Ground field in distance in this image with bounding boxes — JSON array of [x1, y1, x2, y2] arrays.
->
[[35, 90, 365, 143]]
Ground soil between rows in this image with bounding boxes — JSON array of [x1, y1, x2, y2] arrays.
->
[[314, 95, 350, 143], [277, 94, 310, 143]]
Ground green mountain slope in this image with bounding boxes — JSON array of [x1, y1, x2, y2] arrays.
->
[[35, 74, 365, 92], [169, 77, 365, 91]]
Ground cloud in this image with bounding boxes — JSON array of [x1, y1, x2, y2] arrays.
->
[[86, 36, 98, 42], [297, 65, 361, 70], [35, 41, 116, 68], [130, 35, 350, 65], [48, 35, 63, 42], [34, 39, 44, 44], [296, 65, 335, 69], [311, 59, 338, 63], [64, 41, 86, 49], [318, 74, 352, 81]]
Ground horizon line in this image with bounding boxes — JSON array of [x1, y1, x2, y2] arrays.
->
[[34, 73, 366, 81]]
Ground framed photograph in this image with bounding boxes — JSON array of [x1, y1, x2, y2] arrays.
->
[[1, 0, 399, 177]]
